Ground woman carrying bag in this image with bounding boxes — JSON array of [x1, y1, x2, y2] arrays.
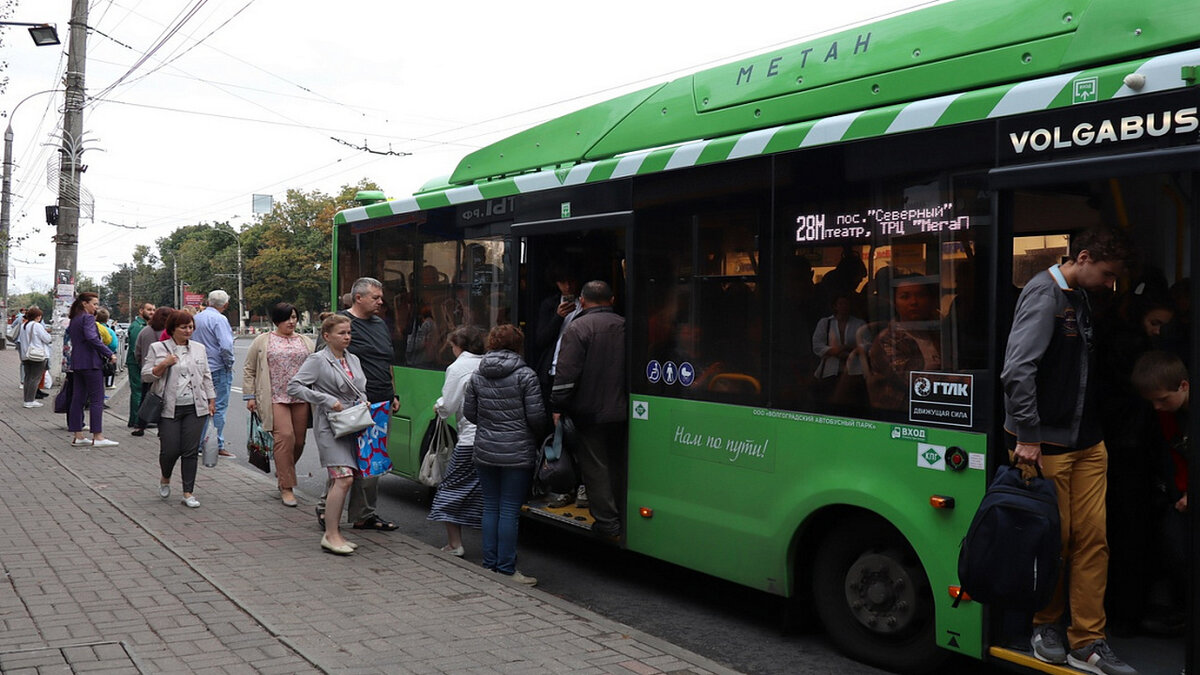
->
[[243, 302, 315, 507], [18, 307, 52, 408], [427, 326, 487, 556], [287, 314, 367, 556], [143, 310, 217, 509]]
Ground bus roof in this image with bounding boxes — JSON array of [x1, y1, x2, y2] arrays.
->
[[335, 0, 1200, 226]]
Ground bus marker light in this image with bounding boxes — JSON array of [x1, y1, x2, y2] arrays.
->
[[639, 507, 653, 519], [949, 586, 971, 602], [930, 495, 955, 509]]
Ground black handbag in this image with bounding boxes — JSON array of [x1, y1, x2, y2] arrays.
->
[[137, 360, 171, 424], [536, 417, 577, 496]]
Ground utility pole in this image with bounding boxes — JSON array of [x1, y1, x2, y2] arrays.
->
[[172, 257, 179, 308], [51, 0, 88, 327]]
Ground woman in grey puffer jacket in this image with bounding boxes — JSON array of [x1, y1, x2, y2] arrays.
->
[[463, 324, 547, 585]]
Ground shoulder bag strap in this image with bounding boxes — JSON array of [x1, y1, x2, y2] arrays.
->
[[325, 353, 367, 403]]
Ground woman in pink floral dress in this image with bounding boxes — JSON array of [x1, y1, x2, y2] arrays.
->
[[243, 303, 315, 506]]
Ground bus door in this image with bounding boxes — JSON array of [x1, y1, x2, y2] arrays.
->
[[512, 212, 630, 532], [989, 96, 1199, 672]]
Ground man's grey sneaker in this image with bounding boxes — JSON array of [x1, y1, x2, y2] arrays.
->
[[1067, 639, 1139, 675], [1031, 624, 1067, 664]]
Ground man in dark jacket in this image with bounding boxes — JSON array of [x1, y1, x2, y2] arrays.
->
[[1002, 226, 1136, 675], [551, 280, 627, 537], [126, 301, 154, 430]]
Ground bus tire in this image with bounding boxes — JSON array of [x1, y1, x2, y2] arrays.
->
[[812, 516, 944, 674]]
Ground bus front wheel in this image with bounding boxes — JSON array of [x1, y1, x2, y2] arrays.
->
[[812, 517, 944, 674]]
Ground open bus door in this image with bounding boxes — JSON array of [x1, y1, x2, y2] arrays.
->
[[988, 130, 1200, 673], [512, 211, 629, 535]]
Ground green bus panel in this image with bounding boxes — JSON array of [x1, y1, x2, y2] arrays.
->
[[387, 366, 448, 478], [625, 396, 986, 657]]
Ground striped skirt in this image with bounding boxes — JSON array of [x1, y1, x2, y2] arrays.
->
[[427, 443, 483, 528]]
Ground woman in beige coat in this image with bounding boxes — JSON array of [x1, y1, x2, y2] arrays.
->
[[244, 303, 315, 506], [143, 310, 217, 508]]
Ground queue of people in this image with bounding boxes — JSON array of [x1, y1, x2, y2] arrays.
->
[[12, 275, 631, 583]]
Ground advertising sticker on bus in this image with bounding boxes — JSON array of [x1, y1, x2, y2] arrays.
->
[[909, 371, 973, 428]]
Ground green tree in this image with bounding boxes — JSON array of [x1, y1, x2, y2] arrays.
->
[[244, 179, 381, 317]]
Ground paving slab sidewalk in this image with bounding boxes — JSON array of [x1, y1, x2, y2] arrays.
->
[[0, 346, 738, 675]]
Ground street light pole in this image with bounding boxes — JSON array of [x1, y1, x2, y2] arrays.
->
[[209, 224, 246, 333], [0, 90, 61, 349]]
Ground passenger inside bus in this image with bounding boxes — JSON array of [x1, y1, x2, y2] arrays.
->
[[811, 292, 868, 409], [865, 276, 942, 410]]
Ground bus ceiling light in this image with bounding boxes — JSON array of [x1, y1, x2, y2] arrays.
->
[[929, 495, 955, 509], [638, 507, 653, 519], [1123, 73, 1147, 90]]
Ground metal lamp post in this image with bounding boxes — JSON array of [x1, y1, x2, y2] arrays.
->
[[208, 224, 246, 333], [0, 89, 60, 349]]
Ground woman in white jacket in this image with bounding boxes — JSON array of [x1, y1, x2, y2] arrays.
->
[[426, 326, 487, 556], [812, 293, 868, 406], [143, 310, 217, 509], [18, 307, 53, 407]]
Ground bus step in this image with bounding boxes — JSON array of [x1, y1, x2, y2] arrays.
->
[[988, 646, 1081, 674], [522, 499, 596, 530]]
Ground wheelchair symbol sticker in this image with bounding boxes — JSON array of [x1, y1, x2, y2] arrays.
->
[[646, 360, 661, 383], [679, 362, 695, 387], [663, 361, 678, 385]]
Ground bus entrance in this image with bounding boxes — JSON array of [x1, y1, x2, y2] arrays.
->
[[989, 167, 1197, 673], [516, 220, 628, 532]]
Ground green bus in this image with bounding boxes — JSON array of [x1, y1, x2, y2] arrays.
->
[[332, 0, 1200, 671]]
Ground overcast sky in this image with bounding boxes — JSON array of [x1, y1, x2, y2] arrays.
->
[[3, 0, 926, 292]]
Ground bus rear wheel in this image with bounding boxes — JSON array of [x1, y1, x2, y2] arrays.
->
[[812, 517, 944, 674]]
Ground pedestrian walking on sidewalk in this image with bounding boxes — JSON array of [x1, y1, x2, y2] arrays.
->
[[143, 310, 217, 509], [193, 290, 236, 459], [18, 307, 52, 408], [428, 326, 486, 556], [287, 314, 365, 555], [132, 307, 173, 436], [126, 302, 154, 431], [243, 302, 315, 508], [463, 324, 547, 586], [67, 292, 120, 448]]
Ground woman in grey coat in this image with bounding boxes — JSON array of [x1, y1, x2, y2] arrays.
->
[[287, 314, 366, 556], [463, 324, 547, 585]]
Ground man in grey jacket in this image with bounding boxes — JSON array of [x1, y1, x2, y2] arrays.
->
[[1001, 226, 1136, 675], [552, 280, 627, 538]]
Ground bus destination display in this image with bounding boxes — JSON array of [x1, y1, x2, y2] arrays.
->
[[794, 203, 973, 243]]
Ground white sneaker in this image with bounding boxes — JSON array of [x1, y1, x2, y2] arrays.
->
[[509, 571, 538, 586], [158, 484, 170, 499], [22, 401, 43, 408], [70, 438, 93, 447], [92, 439, 119, 448], [181, 495, 200, 508]]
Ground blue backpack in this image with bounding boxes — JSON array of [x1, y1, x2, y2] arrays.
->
[[955, 465, 1062, 609]]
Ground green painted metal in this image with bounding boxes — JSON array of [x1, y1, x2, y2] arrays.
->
[[336, 44, 1200, 227], [387, 366, 447, 478], [626, 397, 987, 658], [439, 0, 1200, 186]]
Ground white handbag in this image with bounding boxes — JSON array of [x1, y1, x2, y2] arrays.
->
[[23, 324, 47, 362], [326, 354, 375, 438]]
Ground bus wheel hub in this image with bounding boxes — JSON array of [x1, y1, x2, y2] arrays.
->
[[844, 553, 918, 634]]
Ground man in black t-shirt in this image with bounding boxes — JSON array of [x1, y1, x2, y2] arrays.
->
[[318, 277, 400, 532]]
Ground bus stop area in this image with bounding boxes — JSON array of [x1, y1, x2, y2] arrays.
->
[[0, 346, 735, 675]]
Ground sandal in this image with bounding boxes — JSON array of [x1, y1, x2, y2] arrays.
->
[[352, 514, 398, 531], [315, 506, 325, 530]]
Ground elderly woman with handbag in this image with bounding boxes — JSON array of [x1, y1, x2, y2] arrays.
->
[[244, 302, 315, 507], [287, 314, 370, 556], [143, 310, 217, 509], [18, 307, 52, 408]]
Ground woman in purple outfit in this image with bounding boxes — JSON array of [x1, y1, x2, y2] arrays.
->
[[66, 292, 119, 448]]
